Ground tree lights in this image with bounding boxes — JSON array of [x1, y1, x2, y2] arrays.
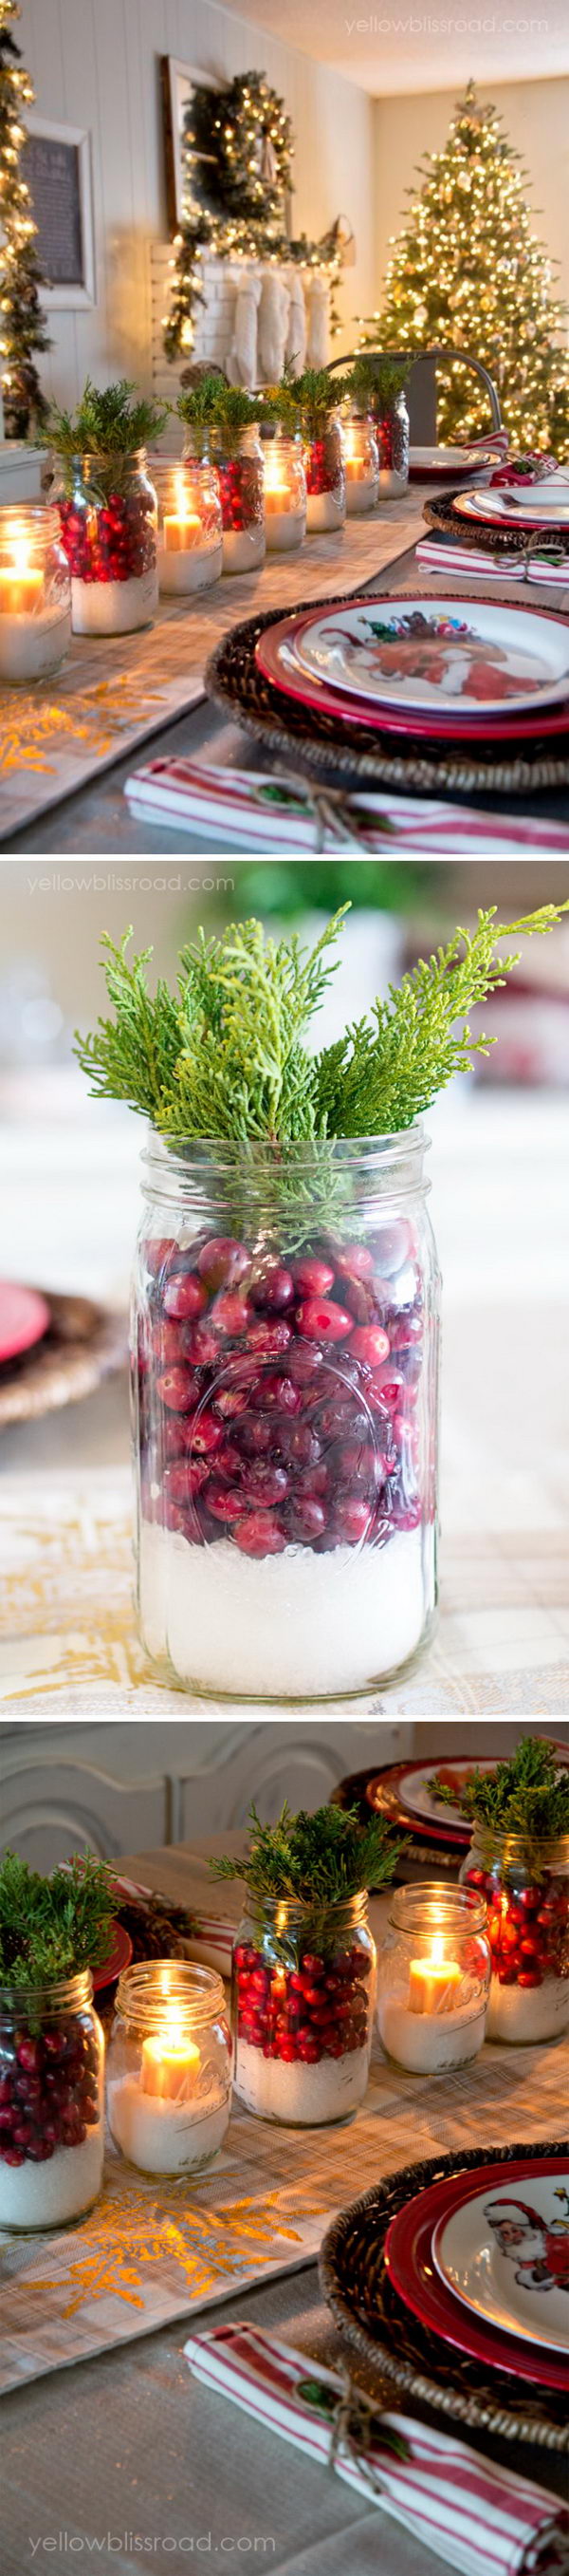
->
[[0, 0, 49, 437]]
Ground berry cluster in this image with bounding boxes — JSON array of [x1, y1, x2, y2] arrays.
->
[[216, 457, 264, 533], [234, 1937, 372, 2064], [304, 429, 344, 499], [0, 2019, 101, 2167], [136, 1225, 425, 1561], [58, 487, 156, 586], [372, 405, 409, 479], [464, 1863, 569, 1989]]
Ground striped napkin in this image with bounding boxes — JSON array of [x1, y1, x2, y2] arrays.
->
[[183, 2322, 569, 2576], [114, 1872, 234, 1978], [415, 536, 569, 588], [124, 757, 569, 853]]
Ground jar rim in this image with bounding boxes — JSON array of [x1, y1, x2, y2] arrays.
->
[[0, 1968, 94, 2009], [468, 1826, 569, 1863], [0, 502, 61, 544], [242, 1887, 369, 1923], [141, 1125, 428, 1176], [115, 1958, 226, 2025], [55, 447, 149, 471], [389, 1881, 487, 1933]]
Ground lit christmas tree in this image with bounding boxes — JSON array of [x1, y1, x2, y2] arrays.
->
[[0, 0, 49, 437], [361, 83, 569, 457]]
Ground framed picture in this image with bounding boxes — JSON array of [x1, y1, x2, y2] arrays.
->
[[23, 116, 96, 309], [161, 58, 219, 233]]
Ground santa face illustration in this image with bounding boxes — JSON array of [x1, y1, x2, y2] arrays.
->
[[486, 2195, 569, 2294]]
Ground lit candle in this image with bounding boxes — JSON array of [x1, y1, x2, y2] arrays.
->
[[409, 1935, 463, 2016], [343, 425, 379, 515], [0, 537, 44, 614], [163, 509, 202, 551], [157, 469, 223, 595], [0, 518, 71, 682], [264, 449, 306, 553], [141, 2009, 201, 2100]]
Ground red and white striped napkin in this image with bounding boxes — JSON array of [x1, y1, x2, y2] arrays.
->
[[415, 536, 569, 588], [124, 758, 569, 852], [184, 2321, 569, 2576]]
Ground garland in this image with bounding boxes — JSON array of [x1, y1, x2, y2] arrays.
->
[[164, 69, 343, 364]]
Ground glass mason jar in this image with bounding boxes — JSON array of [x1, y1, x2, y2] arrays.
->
[[233, 1889, 376, 2125], [376, 1884, 490, 2075], [263, 431, 306, 552], [210, 425, 266, 574], [370, 390, 410, 495], [131, 1129, 440, 1704], [0, 1970, 104, 2232], [106, 1960, 231, 2175], [343, 413, 380, 514], [0, 502, 71, 683], [460, 1832, 569, 2044], [53, 446, 158, 634], [152, 452, 223, 595], [303, 418, 346, 532]]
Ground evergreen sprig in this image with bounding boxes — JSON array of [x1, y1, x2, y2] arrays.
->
[[210, 1801, 403, 1902], [45, 377, 169, 457], [432, 1737, 569, 1842], [0, 1851, 115, 1987]]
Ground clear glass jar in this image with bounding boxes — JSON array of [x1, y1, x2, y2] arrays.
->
[[376, 1884, 490, 2074], [343, 414, 379, 514], [0, 503, 71, 682], [233, 1889, 376, 2125], [209, 425, 266, 574], [460, 1832, 569, 2044], [53, 446, 158, 634], [263, 431, 306, 552], [303, 418, 346, 532], [0, 1970, 104, 2231], [152, 453, 223, 594], [106, 1960, 231, 2175], [371, 390, 410, 495], [131, 1128, 440, 1704]]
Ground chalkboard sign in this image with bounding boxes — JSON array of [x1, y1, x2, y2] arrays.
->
[[22, 119, 96, 308]]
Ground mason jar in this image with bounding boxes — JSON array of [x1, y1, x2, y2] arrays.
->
[[209, 425, 266, 574], [263, 431, 306, 551], [303, 419, 346, 532], [53, 446, 158, 633], [343, 414, 380, 513], [460, 1832, 569, 2044], [232, 1889, 376, 2125], [106, 1960, 231, 2174], [131, 1129, 440, 1704], [376, 1883, 490, 2074], [0, 1971, 104, 2231], [0, 502, 71, 682], [371, 390, 410, 495], [152, 452, 223, 594]]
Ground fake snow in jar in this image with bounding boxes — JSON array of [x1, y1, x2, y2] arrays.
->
[[0, 505, 71, 682], [55, 447, 158, 635], [153, 454, 223, 596], [460, 1832, 569, 2044], [303, 420, 346, 532], [232, 1893, 376, 2125], [211, 428, 266, 575], [0, 1970, 104, 2232], [106, 1962, 231, 2175], [376, 1885, 490, 2075], [343, 416, 380, 514], [263, 433, 306, 552], [132, 1130, 440, 1703]]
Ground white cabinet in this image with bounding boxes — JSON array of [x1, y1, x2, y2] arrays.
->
[[0, 1719, 411, 1872]]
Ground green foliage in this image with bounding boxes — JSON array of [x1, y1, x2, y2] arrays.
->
[[345, 356, 411, 413], [45, 377, 169, 457], [0, 1851, 115, 1987], [231, 861, 438, 918], [176, 371, 229, 453], [74, 931, 181, 1125], [210, 1801, 402, 1901], [433, 1737, 569, 1842], [293, 367, 350, 435]]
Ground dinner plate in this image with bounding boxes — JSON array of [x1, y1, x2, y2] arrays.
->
[[369, 1752, 501, 1835], [409, 445, 503, 479], [0, 1279, 50, 1367], [365, 1759, 470, 1843], [256, 596, 569, 722], [456, 483, 569, 532], [383, 2155, 569, 2390], [432, 2172, 569, 2354], [256, 607, 569, 747], [92, 1919, 133, 1991]]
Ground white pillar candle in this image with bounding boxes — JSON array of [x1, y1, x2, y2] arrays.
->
[[222, 527, 266, 575]]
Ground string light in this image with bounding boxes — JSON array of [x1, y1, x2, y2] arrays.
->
[[0, 0, 49, 435], [164, 69, 344, 366]]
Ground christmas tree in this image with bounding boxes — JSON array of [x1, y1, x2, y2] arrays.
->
[[0, 0, 49, 437], [362, 83, 569, 457]]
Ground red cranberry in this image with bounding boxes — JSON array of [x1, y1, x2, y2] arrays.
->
[[334, 1496, 373, 1543], [1, 2146, 24, 2165], [190, 1409, 224, 1455], [242, 1464, 289, 1506], [288, 1498, 326, 1540], [206, 1480, 252, 1520], [214, 1441, 244, 1479], [211, 1292, 251, 1337], [348, 1325, 390, 1367], [152, 1320, 185, 1366], [233, 1513, 286, 1557], [181, 1323, 222, 1367], [251, 1265, 295, 1311], [156, 1366, 196, 1413], [197, 1237, 250, 1290], [235, 1414, 273, 1458], [213, 1384, 250, 1420], [286, 1343, 324, 1385], [295, 1298, 353, 1343], [246, 1320, 291, 1355], [282, 1423, 321, 1467], [162, 1274, 208, 1322], [0, 2107, 13, 2130], [518, 1968, 543, 1988], [162, 1458, 209, 1505], [256, 1375, 301, 1416], [143, 1237, 177, 1277], [292, 1256, 336, 1296], [335, 1245, 375, 1280]]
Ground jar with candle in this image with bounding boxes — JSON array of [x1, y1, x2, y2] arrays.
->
[[232, 1890, 376, 2126], [372, 389, 410, 495], [343, 415, 379, 515], [303, 417, 345, 533], [152, 455, 223, 596], [209, 425, 266, 575], [0, 1970, 104, 2232], [460, 1833, 569, 2044], [53, 449, 158, 635], [263, 432, 306, 552], [376, 1885, 490, 2075], [106, 1961, 231, 2175], [0, 504, 71, 682]]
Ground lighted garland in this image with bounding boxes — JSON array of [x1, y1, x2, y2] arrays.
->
[[0, 0, 50, 437], [188, 72, 293, 228]]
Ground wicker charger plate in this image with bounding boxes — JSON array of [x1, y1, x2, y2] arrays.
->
[[206, 591, 569, 797], [0, 1291, 126, 1427], [423, 490, 569, 566], [320, 2140, 569, 2449]]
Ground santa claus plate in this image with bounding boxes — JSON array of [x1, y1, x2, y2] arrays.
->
[[383, 2155, 569, 2386], [432, 2165, 569, 2354], [257, 596, 569, 719]]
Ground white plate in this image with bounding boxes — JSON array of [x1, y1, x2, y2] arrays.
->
[[457, 481, 569, 528], [289, 595, 569, 719], [410, 445, 501, 474], [433, 2173, 569, 2354], [395, 1755, 501, 1829]]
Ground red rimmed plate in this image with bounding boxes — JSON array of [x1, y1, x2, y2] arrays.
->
[[409, 445, 505, 481], [92, 1919, 133, 1991], [255, 600, 569, 746], [384, 2154, 569, 2389], [367, 1752, 502, 1840], [456, 483, 569, 532], [0, 1280, 50, 1367]]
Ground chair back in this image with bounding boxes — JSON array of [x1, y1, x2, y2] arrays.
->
[[327, 345, 502, 439]]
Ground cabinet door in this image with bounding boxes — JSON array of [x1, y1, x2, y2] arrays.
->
[[178, 1720, 410, 1837], [0, 1751, 168, 1873]]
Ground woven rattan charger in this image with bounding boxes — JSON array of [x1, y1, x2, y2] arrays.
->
[[320, 2140, 568, 2451], [423, 488, 569, 567], [206, 586, 569, 799]]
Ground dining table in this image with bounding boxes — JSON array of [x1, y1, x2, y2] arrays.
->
[[2, 1831, 568, 2576], [2, 481, 569, 852]]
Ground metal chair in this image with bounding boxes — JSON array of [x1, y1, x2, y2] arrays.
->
[[327, 345, 502, 441]]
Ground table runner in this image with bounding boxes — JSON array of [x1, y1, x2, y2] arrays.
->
[[1, 2019, 566, 2399], [1, 1467, 567, 1716]]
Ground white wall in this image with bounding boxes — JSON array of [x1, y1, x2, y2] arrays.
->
[[18, 0, 376, 408], [373, 80, 569, 329]]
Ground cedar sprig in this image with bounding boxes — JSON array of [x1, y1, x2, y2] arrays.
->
[[45, 376, 169, 456], [210, 1801, 403, 1902], [432, 1736, 569, 1843], [0, 1851, 115, 1987]]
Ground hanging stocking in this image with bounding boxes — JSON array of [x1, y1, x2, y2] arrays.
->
[[227, 270, 262, 388], [258, 270, 290, 383], [285, 270, 307, 376], [306, 272, 330, 368]]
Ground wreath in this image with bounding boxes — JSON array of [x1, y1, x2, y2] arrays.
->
[[187, 71, 293, 227]]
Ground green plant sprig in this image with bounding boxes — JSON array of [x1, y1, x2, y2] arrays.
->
[[432, 1737, 569, 1846], [45, 377, 169, 457], [211, 1801, 403, 1901], [292, 367, 350, 436], [0, 1851, 115, 1988]]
